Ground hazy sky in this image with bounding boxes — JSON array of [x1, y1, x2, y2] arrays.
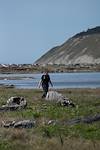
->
[[0, 0, 100, 64]]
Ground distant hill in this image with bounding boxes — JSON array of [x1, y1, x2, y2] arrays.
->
[[35, 26, 100, 65]]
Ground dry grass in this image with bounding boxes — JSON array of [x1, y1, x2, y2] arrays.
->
[[0, 88, 100, 150]]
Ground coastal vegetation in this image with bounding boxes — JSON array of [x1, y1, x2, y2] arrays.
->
[[0, 88, 100, 150]]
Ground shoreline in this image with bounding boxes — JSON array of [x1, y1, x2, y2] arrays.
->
[[1, 86, 100, 90], [0, 63, 100, 74]]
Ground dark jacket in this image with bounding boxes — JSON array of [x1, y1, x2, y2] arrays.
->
[[41, 74, 50, 87]]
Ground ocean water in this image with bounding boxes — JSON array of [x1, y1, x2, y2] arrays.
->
[[0, 72, 100, 89]]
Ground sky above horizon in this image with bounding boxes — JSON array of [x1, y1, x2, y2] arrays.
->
[[0, 0, 100, 64]]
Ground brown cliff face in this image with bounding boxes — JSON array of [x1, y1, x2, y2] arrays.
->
[[35, 26, 100, 65]]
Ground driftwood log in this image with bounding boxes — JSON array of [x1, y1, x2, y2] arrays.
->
[[64, 114, 100, 125], [46, 91, 75, 107], [0, 96, 27, 111], [1, 114, 100, 129], [47, 114, 100, 126], [2, 120, 36, 128]]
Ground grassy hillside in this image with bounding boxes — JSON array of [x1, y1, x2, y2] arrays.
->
[[0, 88, 100, 150]]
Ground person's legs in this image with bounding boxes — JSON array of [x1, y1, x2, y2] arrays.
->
[[42, 84, 48, 98]]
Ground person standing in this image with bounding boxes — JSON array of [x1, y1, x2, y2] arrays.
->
[[38, 71, 53, 98]]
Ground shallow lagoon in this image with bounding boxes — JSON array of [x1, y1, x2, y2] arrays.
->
[[0, 72, 100, 89]]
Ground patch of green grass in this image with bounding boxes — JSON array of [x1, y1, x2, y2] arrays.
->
[[0, 88, 100, 149], [0, 140, 13, 150]]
